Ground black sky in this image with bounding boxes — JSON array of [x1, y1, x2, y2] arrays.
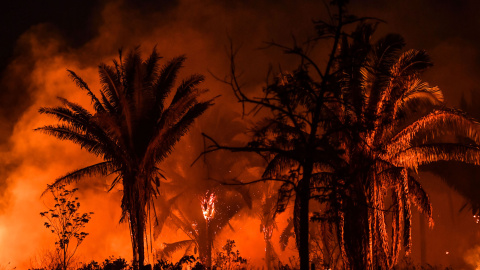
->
[[0, 0, 99, 69]]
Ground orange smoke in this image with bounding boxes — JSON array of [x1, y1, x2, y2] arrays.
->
[[0, 0, 479, 269], [0, 0, 321, 268]]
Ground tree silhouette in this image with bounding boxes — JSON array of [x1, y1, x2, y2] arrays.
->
[[201, 2, 368, 269], [213, 239, 247, 269], [40, 184, 92, 270], [36, 48, 213, 269], [203, 2, 480, 268], [321, 23, 480, 268], [157, 187, 250, 266]]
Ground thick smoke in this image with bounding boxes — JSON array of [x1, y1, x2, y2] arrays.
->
[[0, 0, 322, 267], [1, 0, 480, 268]]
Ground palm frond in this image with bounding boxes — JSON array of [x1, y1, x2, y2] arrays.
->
[[279, 218, 295, 251], [393, 143, 480, 170], [393, 84, 443, 119], [122, 47, 143, 98], [386, 109, 480, 156], [154, 56, 186, 112], [38, 106, 90, 131], [160, 240, 195, 258], [365, 34, 405, 115], [407, 174, 433, 226], [158, 88, 208, 132], [98, 64, 121, 111], [154, 193, 182, 239], [375, 50, 432, 127], [35, 125, 105, 155], [145, 100, 213, 167], [276, 182, 295, 214], [171, 74, 205, 105], [44, 161, 116, 194], [143, 47, 161, 88], [263, 154, 299, 179], [67, 70, 105, 112], [391, 49, 432, 78]]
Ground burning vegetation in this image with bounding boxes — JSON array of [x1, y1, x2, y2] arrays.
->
[[1, 1, 480, 270]]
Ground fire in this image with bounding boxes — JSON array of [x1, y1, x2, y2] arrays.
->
[[262, 224, 274, 241], [201, 191, 216, 221]]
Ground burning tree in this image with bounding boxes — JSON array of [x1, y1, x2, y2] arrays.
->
[[154, 107, 255, 268], [36, 48, 213, 269], [157, 187, 251, 267], [201, 190, 216, 268], [40, 184, 92, 270], [201, 191, 216, 221]]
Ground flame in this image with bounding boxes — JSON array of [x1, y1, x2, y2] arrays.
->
[[201, 191, 216, 221], [262, 224, 274, 241]]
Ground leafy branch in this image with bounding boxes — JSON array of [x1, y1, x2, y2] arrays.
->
[[40, 184, 93, 270]]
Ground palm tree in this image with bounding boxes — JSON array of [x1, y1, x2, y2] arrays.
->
[[36, 48, 213, 269], [324, 24, 480, 269], [157, 187, 251, 267]]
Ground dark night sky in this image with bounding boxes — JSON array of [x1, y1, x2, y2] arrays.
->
[[1, 0, 480, 268], [0, 0, 98, 69]]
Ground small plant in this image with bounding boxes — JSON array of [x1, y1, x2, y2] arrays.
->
[[213, 240, 247, 270], [40, 184, 93, 270], [154, 255, 199, 270], [78, 256, 132, 270], [74, 256, 208, 270]]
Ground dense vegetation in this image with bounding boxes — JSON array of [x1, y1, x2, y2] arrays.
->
[[31, 1, 480, 270]]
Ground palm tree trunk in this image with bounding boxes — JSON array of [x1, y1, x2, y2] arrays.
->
[[128, 186, 146, 270], [198, 221, 210, 269], [136, 208, 145, 270], [206, 220, 212, 269], [265, 239, 273, 270], [343, 187, 369, 270]]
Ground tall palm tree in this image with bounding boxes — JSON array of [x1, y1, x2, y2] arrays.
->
[[36, 48, 213, 269], [324, 24, 480, 269]]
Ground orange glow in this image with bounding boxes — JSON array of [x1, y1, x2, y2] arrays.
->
[[201, 191, 216, 221], [0, 1, 480, 269], [0, 0, 309, 266]]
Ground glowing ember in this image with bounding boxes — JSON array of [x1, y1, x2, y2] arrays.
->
[[201, 191, 216, 221]]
